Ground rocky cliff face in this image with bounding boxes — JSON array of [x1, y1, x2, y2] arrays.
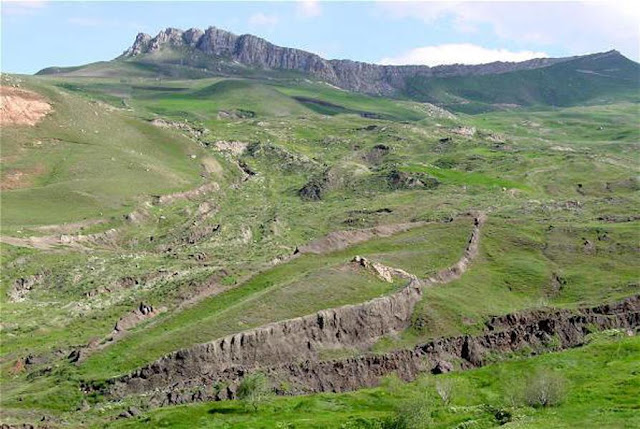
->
[[120, 27, 575, 95]]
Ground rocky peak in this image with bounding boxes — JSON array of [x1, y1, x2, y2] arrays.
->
[[119, 26, 631, 96], [124, 32, 152, 56]]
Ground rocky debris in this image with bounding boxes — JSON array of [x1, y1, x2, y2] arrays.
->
[[550, 145, 575, 152], [0, 228, 118, 251], [483, 132, 506, 143], [184, 223, 220, 245], [124, 207, 150, 224], [351, 256, 415, 283], [213, 140, 248, 156], [113, 302, 164, 333], [582, 239, 596, 255], [388, 170, 439, 190], [120, 27, 577, 96], [237, 160, 256, 178], [106, 216, 485, 399], [299, 177, 325, 201], [150, 118, 209, 140], [415, 103, 456, 120], [247, 142, 319, 172], [431, 360, 453, 374], [153, 182, 219, 205], [9, 274, 43, 302], [449, 126, 476, 137], [540, 200, 583, 212], [597, 214, 640, 223], [0, 86, 52, 127], [67, 349, 84, 364], [118, 406, 141, 419], [0, 424, 37, 429]]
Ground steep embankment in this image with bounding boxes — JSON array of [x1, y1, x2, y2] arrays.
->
[[107, 214, 485, 397], [122, 295, 640, 407]]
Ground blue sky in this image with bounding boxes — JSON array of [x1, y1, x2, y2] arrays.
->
[[2, 1, 639, 74]]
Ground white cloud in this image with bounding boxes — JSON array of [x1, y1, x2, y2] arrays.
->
[[375, 1, 640, 61], [67, 17, 141, 30], [380, 43, 548, 66], [297, 0, 322, 18], [2, 0, 47, 16], [248, 12, 279, 27]]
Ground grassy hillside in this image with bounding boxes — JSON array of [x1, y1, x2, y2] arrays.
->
[[404, 51, 640, 112], [1, 62, 638, 428], [0, 78, 214, 231]]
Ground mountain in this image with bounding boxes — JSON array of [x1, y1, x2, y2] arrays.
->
[[38, 26, 639, 111], [116, 27, 572, 95]]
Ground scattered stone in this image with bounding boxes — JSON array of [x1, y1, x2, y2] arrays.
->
[[450, 126, 476, 137], [9, 274, 43, 302]]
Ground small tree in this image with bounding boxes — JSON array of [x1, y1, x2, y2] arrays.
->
[[236, 372, 273, 412], [522, 368, 567, 407]]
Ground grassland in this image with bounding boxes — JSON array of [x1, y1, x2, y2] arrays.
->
[[1, 68, 638, 428]]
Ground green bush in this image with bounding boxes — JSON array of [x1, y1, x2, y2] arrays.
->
[[236, 372, 273, 412]]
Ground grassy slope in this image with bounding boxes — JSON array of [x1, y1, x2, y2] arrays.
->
[[0, 78, 210, 230], [405, 52, 640, 112]]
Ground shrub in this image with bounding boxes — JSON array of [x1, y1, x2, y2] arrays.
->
[[435, 378, 456, 406], [236, 372, 273, 412], [522, 368, 567, 407]]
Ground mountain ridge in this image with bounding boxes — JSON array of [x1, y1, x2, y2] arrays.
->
[[117, 26, 621, 95]]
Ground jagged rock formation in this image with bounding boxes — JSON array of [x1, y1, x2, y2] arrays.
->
[[120, 26, 579, 95], [106, 215, 485, 398]]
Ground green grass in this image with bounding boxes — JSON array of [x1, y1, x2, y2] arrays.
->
[[0, 78, 210, 230]]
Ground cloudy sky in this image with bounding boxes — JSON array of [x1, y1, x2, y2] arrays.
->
[[2, 0, 639, 74]]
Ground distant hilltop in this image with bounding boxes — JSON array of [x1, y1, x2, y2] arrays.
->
[[122, 26, 596, 95]]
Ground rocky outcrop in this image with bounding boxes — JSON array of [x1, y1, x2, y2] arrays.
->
[[106, 215, 485, 398], [9, 274, 44, 302], [120, 26, 579, 96], [351, 255, 415, 283]]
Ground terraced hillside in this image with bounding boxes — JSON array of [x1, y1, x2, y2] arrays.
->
[[1, 33, 639, 428]]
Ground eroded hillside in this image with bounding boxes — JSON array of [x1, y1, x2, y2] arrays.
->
[[0, 62, 638, 428]]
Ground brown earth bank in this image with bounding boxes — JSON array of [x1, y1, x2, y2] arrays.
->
[[0, 86, 52, 127], [106, 294, 639, 407]]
